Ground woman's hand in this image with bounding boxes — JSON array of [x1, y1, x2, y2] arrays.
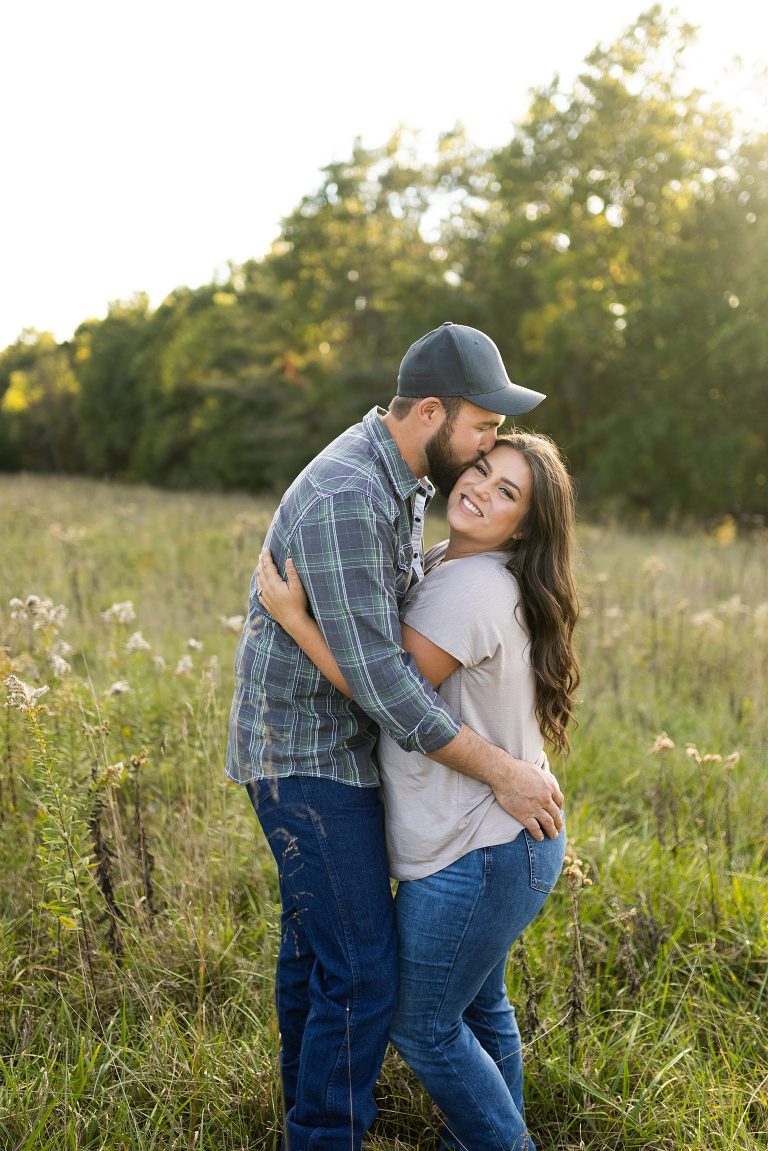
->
[[257, 547, 350, 694], [256, 549, 309, 631]]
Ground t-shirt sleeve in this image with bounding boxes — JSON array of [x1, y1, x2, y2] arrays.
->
[[401, 555, 527, 669]]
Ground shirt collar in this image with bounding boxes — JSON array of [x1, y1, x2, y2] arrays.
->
[[362, 407, 430, 501]]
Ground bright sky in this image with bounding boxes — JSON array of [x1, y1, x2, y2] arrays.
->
[[1, 0, 766, 351]]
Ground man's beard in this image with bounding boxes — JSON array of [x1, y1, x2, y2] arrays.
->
[[425, 420, 477, 498]]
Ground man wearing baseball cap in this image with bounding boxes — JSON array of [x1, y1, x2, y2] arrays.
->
[[225, 322, 561, 1151], [398, 320, 545, 415]]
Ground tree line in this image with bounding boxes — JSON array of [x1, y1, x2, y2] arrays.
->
[[1, 7, 766, 523]]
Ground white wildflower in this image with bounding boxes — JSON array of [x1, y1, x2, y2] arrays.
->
[[51, 640, 73, 658], [717, 595, 749, 619], [100, 601, 137, 625], [642, 555, 666, 578], [10, 594, 68, 631], [49, 653, 72, 677], [175, 654, 194, 675], [649, 733, 675, 754], [690, 610, 724, 635], [152, 655, 167, 672], [220, 614, 245, 633], [9, 595, 34, 618], [105, 680, 131, 697], [5, 674, 50, 711], [49, 523, 88, 545], [187, 637, 203, 651], [125, 630, 152, 653]]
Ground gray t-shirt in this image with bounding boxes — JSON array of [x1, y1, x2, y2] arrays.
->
[[377, 542, 548, 881]]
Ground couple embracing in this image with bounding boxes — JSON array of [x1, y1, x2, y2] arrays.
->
[[226, 322, 580, 1151]]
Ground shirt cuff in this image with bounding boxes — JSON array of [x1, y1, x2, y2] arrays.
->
[[395, 705, 461, 755]]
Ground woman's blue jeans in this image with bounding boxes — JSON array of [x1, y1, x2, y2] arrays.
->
[[390, 827, 566, 1151], [246, 776, 398, 1151]]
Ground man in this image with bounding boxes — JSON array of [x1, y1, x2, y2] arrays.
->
[[226, 321, 564, 1151]]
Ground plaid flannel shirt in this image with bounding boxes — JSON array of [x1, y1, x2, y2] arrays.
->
[[225, 408, 461, 786]]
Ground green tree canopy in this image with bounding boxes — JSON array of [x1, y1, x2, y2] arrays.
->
[[2, 6, 765, 522]]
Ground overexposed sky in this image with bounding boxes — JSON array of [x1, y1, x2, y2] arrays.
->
[[1, 0, 766, 350]]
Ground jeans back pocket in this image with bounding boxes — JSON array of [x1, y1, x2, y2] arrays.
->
[[525, 822, 567, 894]]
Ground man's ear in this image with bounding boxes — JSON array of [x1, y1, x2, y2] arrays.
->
[[416, 397, 446, 425]]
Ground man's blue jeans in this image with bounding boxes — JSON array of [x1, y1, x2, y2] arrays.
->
[[247, 776, 398, 1151], [389, 828, 566, 1151]]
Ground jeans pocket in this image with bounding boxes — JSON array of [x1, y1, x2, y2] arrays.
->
[[524, 823, 566, 894]]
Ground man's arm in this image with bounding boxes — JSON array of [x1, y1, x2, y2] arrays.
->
[[285, 491, 462, 751], [428, 725, 563, 841]]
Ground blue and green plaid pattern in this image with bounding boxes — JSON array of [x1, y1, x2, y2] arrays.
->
[[225, 408, 461, 786]]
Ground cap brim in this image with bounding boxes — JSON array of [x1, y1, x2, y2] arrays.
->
[[467, 384, 546, 417]]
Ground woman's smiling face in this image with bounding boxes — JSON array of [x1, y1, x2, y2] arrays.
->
[[445, 443, 533, 558]]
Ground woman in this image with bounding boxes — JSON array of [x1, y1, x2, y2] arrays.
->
[[257, 431, 580, 1151]]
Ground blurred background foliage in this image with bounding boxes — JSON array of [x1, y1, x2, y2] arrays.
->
[[1, 8, 766, 523]]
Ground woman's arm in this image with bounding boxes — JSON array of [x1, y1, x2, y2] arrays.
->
[[400, 623, 460, 688], [257, 550, 351, 694], [257, 549, 460, 692]]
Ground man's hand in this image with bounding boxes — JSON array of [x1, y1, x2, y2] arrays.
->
[[490, 757, 563, 841], [428, 723, 565, 841]]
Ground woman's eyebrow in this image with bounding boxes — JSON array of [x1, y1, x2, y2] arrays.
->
[[482, 455, 522, 494]]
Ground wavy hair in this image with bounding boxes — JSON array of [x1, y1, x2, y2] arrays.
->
[[495, 432, 580, 758]]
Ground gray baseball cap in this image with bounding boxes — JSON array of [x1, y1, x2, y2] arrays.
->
[[397, 321, 545, 416]]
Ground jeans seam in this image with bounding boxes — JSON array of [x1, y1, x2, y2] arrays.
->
[[430, 860, 487, 1042], [296, 777, 364, 1118]]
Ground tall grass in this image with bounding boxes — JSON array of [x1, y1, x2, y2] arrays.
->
[[1, 473, 766, 1150]]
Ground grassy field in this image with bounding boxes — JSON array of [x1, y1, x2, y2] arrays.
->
[[0, 472, 766, 1150]]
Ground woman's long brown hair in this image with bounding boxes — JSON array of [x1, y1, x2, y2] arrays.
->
[[496, 433, 580, 758]]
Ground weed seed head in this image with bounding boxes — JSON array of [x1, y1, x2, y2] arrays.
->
[[125, 631, 152, 653], [220, 614, 245, 633], [4, 673, 50, 712], [48, 653, 72, 676], [100, 601, 137, 625], [10, 595, 68, 632], [105, 680, 131, 697]]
